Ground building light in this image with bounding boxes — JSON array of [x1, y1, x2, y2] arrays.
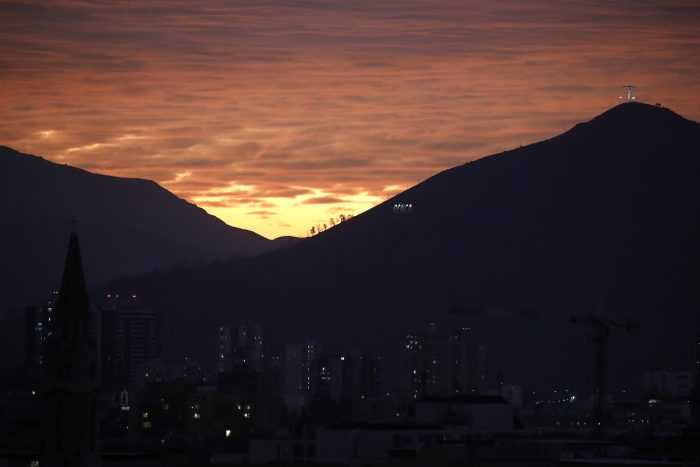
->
[[193, 413, 200, 419], [143, 412, 149, 419], [225, 429, 231, 438]]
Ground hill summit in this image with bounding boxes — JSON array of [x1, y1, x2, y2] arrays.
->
[[104, 102, 700, 388]]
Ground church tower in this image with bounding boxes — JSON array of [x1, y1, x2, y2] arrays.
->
[[43, 231, 100, 466]]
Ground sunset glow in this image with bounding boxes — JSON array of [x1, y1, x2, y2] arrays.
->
[[2, 1, 699, 238]]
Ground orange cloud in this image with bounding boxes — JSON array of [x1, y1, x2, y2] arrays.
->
[[1, 1, 699, 238]]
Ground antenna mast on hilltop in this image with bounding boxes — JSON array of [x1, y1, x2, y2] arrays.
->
[[621, 85, 637, 103]]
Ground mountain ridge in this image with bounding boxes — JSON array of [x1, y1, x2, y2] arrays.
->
[[0, 145, 284, 313], [100, 102, 700, 389], [3, 103, 699, 390]]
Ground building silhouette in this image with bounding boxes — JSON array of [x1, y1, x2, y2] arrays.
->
[[218, 322, 265, 372], [101, 298, 160, 393], [401, 323, 485, 400], [338, 354, 380, 402], [643, 369, 693, 398], [284, 341, 318, 408], [25, 294, 57, 370], [42, 231, 100, 466]]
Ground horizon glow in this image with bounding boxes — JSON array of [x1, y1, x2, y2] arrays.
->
[[1, 1, 699, 238]]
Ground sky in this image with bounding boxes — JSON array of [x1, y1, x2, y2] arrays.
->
[[1, 1, 699, 239]]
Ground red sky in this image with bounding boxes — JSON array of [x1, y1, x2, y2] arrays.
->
[[2, 0, 699, 238]]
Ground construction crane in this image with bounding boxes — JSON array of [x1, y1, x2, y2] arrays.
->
[[568, 315, 639, 433], [450, 305, 639, 436]]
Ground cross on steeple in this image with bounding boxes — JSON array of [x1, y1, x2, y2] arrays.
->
[[69, 215, 79, 233]]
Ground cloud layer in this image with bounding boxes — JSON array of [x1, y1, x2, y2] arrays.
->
[[2, 0, 699, 237]]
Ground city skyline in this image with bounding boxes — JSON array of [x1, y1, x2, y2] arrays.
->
[[2, 2, 700, 464], [2, 1, 700, 237]]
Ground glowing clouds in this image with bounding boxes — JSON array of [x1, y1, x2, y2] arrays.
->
[[192, 185, 380, 238], [1, 1, 700, 237]]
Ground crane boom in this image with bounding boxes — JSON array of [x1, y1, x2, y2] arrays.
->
[[451, 304, 639, 437]]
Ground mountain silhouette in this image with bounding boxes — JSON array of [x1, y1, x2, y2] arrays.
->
[[0, 146, 282, 313], [100, 103, 700, 390]]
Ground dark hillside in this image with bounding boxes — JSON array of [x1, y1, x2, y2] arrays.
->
[[104, 103, 700, 388]]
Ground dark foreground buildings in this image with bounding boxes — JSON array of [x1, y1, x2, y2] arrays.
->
[[4, 232, 700, 465]]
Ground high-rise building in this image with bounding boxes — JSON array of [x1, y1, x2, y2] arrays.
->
[[401, 323, 485, 400], [284, 341, 318, 397], [340, 354, 381, 401], [449, 327, 485, 395], [101, 300, 160, 393], [315, 354, 335, 400], [24, 293, 57, 370], [42, 231, 100, 466], [218, 322, 265, 372], [643, 370, 693, 398], [314, 353, 381, 403]]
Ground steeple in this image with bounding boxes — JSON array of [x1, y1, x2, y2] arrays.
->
[[56, 232, 90, 317], [43, 229, 100, 467]]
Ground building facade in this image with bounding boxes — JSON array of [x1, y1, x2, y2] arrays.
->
[[101, 304, 160, 393], [284, 341, 318, 408], [219, 322, 265, 372], [25, 299, 54, 370], [401, 323, 485, 400]]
